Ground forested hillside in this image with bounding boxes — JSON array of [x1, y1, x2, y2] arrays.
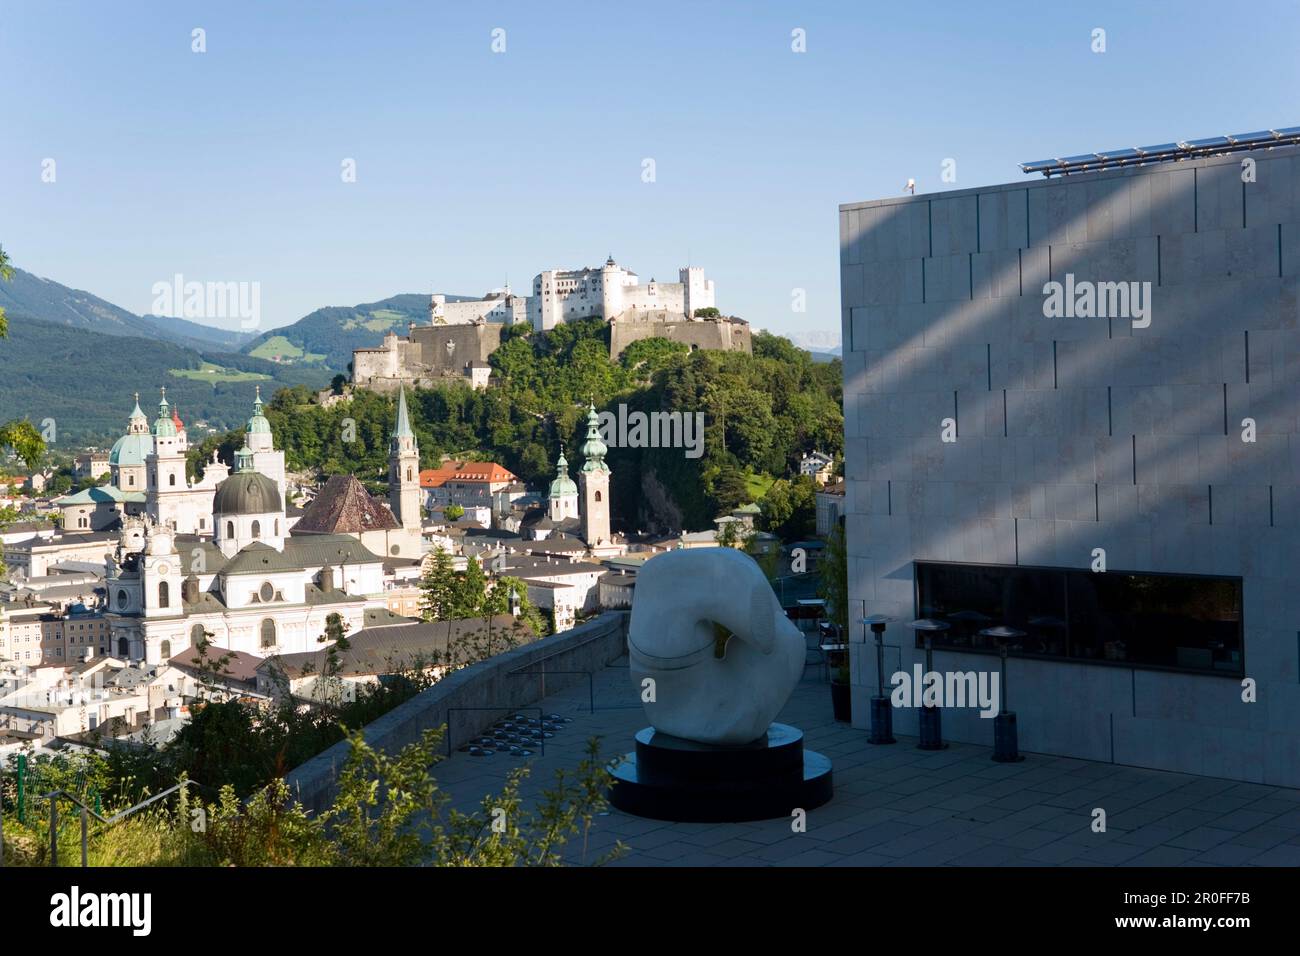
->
[[191, 320, 842, 533]]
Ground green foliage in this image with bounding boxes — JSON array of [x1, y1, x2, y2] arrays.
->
[[451, 556, 487, 619], [0, 418, 44, 470], [0, 243, 11, 338], [418, 547, 458, 622], [188, 325, 842, 537], [1, 719, 624, 867], [444, 503, 465, 520], [759, 475, 818, 541], [819, 520, 850, 635]]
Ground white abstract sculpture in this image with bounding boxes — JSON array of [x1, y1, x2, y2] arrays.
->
[[628, 547, 805, 746]]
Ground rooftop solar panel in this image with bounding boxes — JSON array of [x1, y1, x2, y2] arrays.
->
[[1230, 131, 1275, 145], [1022, 127, 1300, 177]]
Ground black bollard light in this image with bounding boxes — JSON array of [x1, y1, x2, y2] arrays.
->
[[861, 614, 895, 745], [907, 619, 950, 750], [980, 625, 1026, 762]]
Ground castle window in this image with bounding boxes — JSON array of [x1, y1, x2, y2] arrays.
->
[[158, 581, 170, 608], [226, 521, 234, 539], [160, 640, 171, 659], [260, 619, 276, 648], [252, 520, 261, 538]]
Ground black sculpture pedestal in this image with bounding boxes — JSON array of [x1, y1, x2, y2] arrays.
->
[[607, 723, 833, 822]]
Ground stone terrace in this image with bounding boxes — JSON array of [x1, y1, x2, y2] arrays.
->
[[430, 660, 1300, 866]]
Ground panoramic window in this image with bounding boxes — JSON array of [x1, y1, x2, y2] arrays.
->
[[914, 561, 1243, 677]]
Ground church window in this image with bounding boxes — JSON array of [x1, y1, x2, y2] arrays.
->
[[252, 520, 261, 538], [117, 637, 129, 657], [128, 475, 135, 487], [158, 581, 170, 608], [160, 640, 171, 659], [260, 581, 275, 602], [226, 521, 235, 539], [274, 519, 279, 536], [190, 623, 206, 644], [117, 589, 129, 610], [595, 491, 602, 502], [199, 518, 205, 530], [260, 618, 276, 648], [169, 473, 176, 487]]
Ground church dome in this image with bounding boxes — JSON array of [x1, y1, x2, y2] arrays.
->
[[109, 432, 154, 467], [549, 451, 577, 498], [247, 385, 272, 435], [213, 469, 281, 516]]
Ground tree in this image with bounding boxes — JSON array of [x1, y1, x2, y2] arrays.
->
[[451, 556, 487, 619], [0, 419, 44, 470], [418, 548, 458, 622], [316, 612, 352, 707], [444, 503, 465, 521], [692, 307, 721, 319], [0, 244, 11, 338], [818, 520, 849, 635]]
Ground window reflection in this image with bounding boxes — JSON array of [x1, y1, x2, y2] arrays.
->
[[915, 561, 1242, 676]]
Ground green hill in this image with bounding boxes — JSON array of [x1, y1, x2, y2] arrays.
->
[[0, 266, 254, 352], [0, 317, 327, 447], [239, 293, 475, 372]]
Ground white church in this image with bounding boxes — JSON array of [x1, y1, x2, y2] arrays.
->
[[100, 387, 422, 665]]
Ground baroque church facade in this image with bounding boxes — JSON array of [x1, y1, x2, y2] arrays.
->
[[101, 388, 414, 665]]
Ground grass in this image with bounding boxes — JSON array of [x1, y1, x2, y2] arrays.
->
[[247, 335, 325, 364], [343, 309, 409, 332], [743, 471, 774, 502], [169, 362, 271, 384]]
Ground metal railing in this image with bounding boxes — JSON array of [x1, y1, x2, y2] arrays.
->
[[2, 779, 199, 867]]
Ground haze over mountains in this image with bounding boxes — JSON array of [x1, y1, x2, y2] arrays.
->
[[0, 265, 833, 446]]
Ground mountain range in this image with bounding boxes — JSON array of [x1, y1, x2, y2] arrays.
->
[[0, 267, 485, 448]]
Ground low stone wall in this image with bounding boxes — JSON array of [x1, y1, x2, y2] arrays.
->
[[282, 612, 629, 816]]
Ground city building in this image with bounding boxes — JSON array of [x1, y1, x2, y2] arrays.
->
[[839, 136, 1300, 786]]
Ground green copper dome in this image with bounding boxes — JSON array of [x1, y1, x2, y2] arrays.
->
[[246, 385, 272, 435], [548, 450, 578, 498], [153, 390, 177, 438], [580, 402, 609, 473], [109, 432, 154, 467]]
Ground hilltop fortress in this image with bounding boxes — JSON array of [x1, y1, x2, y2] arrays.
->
[[353, 258, 750, 394]]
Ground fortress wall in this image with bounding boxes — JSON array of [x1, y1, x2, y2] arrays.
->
[[608, 315, 752, 359]]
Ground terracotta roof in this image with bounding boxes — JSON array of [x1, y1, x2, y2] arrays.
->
[[291, 475, 399, 535], [169, 646, 263, 683], [420, 461, 516, 488]]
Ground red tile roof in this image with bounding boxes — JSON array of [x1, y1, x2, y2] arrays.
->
[[420, 461, 516, 488]]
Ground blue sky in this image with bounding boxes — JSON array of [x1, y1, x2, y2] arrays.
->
[[2, 1, 1298, 341]]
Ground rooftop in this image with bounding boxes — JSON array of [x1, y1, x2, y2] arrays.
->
[[432, 660, 1300, 866]]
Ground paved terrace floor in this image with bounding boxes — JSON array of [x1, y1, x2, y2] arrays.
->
[[430, 658, 1300, 866]]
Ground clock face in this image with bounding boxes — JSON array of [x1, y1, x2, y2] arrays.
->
[[158, 563, 170, 575]]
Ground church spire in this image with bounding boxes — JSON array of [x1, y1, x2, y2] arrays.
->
[[391, 386, 415, 446], [580, 401, 608, 473], [153, 387, 177, 438]]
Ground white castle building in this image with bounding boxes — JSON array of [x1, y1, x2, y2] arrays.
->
[[529, 258, 715, 332], [100, 390, 412, 665]]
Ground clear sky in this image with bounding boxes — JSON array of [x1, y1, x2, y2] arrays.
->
[[2, 1, 1298, 342]]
